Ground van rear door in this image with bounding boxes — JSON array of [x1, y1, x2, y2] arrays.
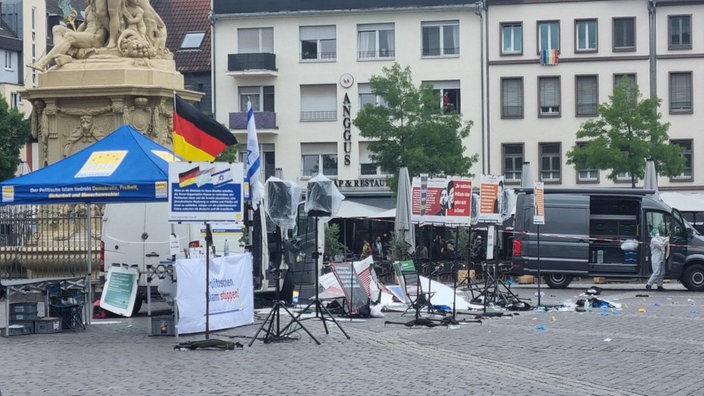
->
[[523, 194, 590, 274]]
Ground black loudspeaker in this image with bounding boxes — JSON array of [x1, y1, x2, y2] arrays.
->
[[266, 179, 294, 224], [306, 179, 332, 217]]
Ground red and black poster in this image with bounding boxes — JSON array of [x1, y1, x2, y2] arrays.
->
[[411, 176, 472, 226]]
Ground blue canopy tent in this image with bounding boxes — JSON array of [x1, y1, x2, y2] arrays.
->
[[0, 125, 180, 324], [0, 124, 178, 205]]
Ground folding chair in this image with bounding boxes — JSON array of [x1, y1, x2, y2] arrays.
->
[[400, 271, 433, 317], [47, 283, 85, 330]]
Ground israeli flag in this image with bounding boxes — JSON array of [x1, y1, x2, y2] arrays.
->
[[211, 168, 233, 188], [246, 100, 261, 210]]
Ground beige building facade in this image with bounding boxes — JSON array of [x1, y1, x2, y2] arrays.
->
[[212, 0, 704, 199]]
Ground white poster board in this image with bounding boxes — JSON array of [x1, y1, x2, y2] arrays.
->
[[175, 253, 254, 334], [168, 162, 244, 223], [100, 266, 139, 317]]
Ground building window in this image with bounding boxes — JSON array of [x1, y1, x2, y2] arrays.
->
[[575, 75, 598, 116], [357, 23, 394, 59], [301, 143, 338, 177], [614, 73, 636, 99], [360, 163, 379, 175], [575, 19, 597, 52], [671, 139, 693, 181], [575, 142, 599, 183], [358, 83, 386, 108], [300, 25, 336, 61], [421, 20, 459, 56], [181, 31, 205, 49], [503, 144, 523, 183], [4, 50, 11, 70], [540, 143, 561, 183], [357, 83, 386, 109], [10, 92, 21, 109], [538, 76, 560, 117], [501, 77, 523, 119], [669, 15, 691, 50], [613, 17, 635, 51], [537, 21, 560, 52], [360, 143, 384, 176], [240, 144, 276, 181], [238, 27, 273, 53], [501, 22, 522, 55], [239, 86, 274, 112], [302, 154, 338, 177], [615, 172, 632, 183], [427, 80, 461, 113], [300, 84, 336, 121], [670, 72, 692, 114]]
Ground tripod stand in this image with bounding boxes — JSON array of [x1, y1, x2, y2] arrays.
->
[[387, 264, 448, 327], [289, 215, 349, 339], [249, 265, 319, 345], [469, 261, 530, 311]]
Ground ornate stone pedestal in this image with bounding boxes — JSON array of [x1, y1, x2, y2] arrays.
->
[[22, 56, 201, 166]]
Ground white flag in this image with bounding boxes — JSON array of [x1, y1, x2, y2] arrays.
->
[[246, 101, 261, 210], [195, 166, 214, 187]]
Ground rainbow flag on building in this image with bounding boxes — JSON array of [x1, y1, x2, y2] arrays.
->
[[540, 49, 559, 65]]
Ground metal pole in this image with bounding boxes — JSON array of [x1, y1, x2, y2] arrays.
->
[[86, 203, 92, 325], [537, 224, 542, 307], [205, 223, 211, 339], [648, 0, 657, 100]]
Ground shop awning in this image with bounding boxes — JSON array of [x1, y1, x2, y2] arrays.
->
[[332, 200, 389, 219], [660, 192, 704, 212]]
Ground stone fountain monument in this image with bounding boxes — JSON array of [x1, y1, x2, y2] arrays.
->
[[23, 0, 201, 166], [13, 0, 202, 278]]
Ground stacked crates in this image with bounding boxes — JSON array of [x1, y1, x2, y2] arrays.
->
[[3, 303, 38, 336]]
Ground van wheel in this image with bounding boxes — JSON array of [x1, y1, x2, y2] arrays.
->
[[682, 264, 704, 291], [544, 274, 572, 289], [131, 297, 143, 316]]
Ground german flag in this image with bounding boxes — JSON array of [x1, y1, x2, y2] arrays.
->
[[173, 94, 237, 161], [178, 166, 199, 188]]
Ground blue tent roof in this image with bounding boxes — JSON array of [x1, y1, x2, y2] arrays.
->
[[0, 125, 180, 205]]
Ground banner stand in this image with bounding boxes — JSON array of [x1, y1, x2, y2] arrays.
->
[[173, 223, 238, 351]]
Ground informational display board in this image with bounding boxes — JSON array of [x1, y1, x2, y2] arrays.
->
[[168, 162, 244, 223], [330, 262, 369, 315], [100, 266, 139, 317], [478, 174, 504, 224], [392, 260, 417, 303], [534, 182, 545, 225], [175, 254, 254, 334], [411, 176, 472, 226]]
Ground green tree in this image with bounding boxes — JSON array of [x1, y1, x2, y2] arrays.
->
[[0, 98, 30, 181], [353, 63, 478, 191], [567, 77, 685, 187], [324, 222, 346, 260], [215, 144, 239, 163]]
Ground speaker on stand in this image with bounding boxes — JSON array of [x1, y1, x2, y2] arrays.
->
[[293, 175, 349, 339], [249, 177, 320, 345]]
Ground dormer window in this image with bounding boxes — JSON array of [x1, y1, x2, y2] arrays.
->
[[181, 31, 205, 49]]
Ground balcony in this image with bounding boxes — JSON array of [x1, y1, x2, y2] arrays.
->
[[229, 111, 277, 131], [227, 53, 278, 78]]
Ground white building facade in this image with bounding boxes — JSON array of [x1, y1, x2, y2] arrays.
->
[[211, 0, 704, 204], [488, 0, 703, 191]]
